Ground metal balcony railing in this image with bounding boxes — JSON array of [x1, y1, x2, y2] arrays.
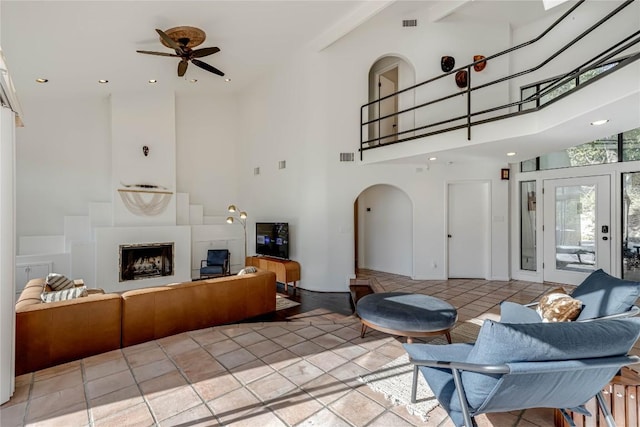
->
[[359, 0, 640, 160]]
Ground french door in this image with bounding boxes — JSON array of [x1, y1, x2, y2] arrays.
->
[[543, 176, 611, 285]]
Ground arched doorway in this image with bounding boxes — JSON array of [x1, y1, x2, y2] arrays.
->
[[367, 56, 416, 147], [355, 184, 413, 276]]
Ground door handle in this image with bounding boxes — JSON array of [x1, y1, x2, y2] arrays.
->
[[448, 234, 452, 238]]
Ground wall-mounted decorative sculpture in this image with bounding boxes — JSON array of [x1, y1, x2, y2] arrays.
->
[[473, 55, 487, 72], [142, 145, 149, 157], [455, 70, 468, 88], [118, 183, 173, 216], [441, 56, 455, 72]]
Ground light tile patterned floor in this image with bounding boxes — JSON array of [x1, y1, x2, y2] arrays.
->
[[3, 270, 631, 426]]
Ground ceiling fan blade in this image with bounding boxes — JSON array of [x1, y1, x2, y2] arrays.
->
[[178, 60, 189, 77], [155, 28, 184, 54], [192, 59, 225, 77], [136, 50, 179, 57], [192, 47, 220, 58]]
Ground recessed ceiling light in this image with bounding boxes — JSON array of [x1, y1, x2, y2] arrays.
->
[[429, 157, 437, 161], [591, 119, 609, 126], [98, 79, 108, 84], [189, 79, 197, 83], [224, 78, 231, 82], [506, 152, 517, 157], [35, 78, 48, 83], [148, 79, 157, 84]]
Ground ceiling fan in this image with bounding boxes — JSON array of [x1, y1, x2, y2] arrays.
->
[[136, 26, 224, 77]]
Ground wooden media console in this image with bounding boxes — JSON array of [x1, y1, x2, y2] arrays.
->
[[246, 256, 300, 292]]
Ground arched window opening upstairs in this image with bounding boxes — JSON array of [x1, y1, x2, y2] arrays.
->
[[367, 56, 416, 148]]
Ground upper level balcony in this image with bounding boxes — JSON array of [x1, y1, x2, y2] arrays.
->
[[359, 0, 640, 166]]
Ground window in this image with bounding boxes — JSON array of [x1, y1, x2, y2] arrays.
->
[[520, 60, 620, 112], [622, 172, 640, 281], [520, 181, 537, 271]]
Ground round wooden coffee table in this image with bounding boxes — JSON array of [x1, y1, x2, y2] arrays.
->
[[356, 292, 458, 343]]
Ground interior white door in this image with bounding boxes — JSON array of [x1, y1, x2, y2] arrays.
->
[[543, 176, 611, 285], [448, 182, 489, 278]]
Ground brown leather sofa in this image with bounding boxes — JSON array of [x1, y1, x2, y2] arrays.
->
[[15, 269, 277, 375], [15, 278, 122, 375], [121, 270, 276, 347]]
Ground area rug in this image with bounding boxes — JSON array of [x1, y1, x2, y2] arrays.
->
[[358, 321, 482, 420], [276, 294, 301, 311], [359, 353, 437, 421]]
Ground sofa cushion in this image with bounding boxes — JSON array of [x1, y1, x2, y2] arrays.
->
[[45, 273, 75, 291], [571, 269, 640, 320], [238, 266, 258, 275], [41, 286, 88, 303], [462, 318, 640, 410]]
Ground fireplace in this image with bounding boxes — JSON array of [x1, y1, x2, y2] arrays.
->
[[119, 242, 174, 282]]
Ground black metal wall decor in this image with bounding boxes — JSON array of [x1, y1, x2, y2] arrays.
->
[[441, 56, 455, 72], [455, 70, 468, 88], [473, 55, 487, 72]]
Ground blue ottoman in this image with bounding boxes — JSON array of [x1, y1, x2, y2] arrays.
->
[[356, 292, 458, 343]]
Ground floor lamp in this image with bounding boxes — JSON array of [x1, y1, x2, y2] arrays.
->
[[226, 205, 248, 259]]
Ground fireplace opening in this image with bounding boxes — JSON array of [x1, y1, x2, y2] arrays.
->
[[119, 242, 174, 282]]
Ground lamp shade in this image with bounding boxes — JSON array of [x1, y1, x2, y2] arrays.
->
[[228, 205, 237, 213], [226, 216, 234, 224]]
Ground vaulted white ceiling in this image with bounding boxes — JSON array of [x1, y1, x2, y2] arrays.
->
[[1, 1, 393, 98], [1, 0, 554, 100]]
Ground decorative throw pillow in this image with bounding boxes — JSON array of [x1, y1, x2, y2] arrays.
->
[[45, 273, 75, 291], [41, 286, 88, 303], [536, 288, 582, 322], [237, 266, 258, 275]]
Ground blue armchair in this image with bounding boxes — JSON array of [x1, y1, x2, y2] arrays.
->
[[404, 319, 640, 427], [200, 249, 230, 278], [501, 269, 640, 323]]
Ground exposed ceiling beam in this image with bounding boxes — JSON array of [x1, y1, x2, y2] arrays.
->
[[309, 1, 396, 52], [426, 0, 470, 23]]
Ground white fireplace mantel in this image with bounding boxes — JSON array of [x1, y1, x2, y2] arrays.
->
[[95, 225, 191, 293]]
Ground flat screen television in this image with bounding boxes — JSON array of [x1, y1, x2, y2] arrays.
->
[[255, 222, 289, 259]]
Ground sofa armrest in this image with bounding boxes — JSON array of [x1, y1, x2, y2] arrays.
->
[[15, 294, 122, 375]]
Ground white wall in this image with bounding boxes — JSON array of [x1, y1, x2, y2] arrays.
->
[[111, 92, 176, 226], [175, 93, 239, 216], [15, 95, 111, 237]]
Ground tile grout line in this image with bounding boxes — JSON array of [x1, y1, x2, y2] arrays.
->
[[80, 360, 94, 427], [122, 345, 161, 426]]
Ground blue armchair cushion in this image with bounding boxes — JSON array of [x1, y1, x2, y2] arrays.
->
[[200, 265, 225, 275], [499, 301, 541, 324], [462, 318, 640, 410], [571, 269, 640, 320]]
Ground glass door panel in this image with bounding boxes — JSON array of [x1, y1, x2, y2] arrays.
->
[[543, 176, 610, 285]]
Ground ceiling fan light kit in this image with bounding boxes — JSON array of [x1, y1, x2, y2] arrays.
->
[[136, 26, 224, 78]]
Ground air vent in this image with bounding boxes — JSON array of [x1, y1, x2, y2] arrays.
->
[[278, 160, 286, 169], [402, 19, 417, 27], [253, 167, 260, 175], [340, 152, 355, 162]]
